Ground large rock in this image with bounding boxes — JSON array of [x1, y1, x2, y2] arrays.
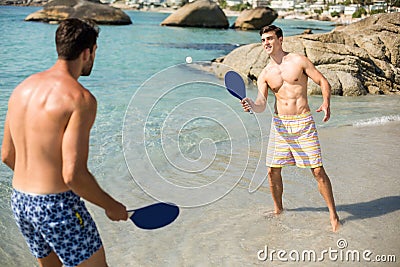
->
[[160, 0, 229, 29], [213, 12, 400, 96], [25, 0, 132, 25], [232, 7, 278, 30]]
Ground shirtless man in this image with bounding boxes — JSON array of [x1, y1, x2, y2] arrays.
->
[[1, 19, 128, 266], [241, 25, 340, 232]]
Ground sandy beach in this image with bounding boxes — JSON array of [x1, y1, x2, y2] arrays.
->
[[2, 121, 399, 266], [84, 121, 400, 266]]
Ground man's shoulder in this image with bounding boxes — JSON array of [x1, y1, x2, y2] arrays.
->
[[70, 85, 97, 110], [260, 65, 271, 78], [26, 70, 96, 107], [284, 53, 312, 69], [43, 70, 96, 104], [286, 52, 307, 61]]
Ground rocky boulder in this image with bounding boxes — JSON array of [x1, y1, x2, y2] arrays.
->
[[25, 0, 132, 25], [160, 0, 229, 29], [231, 7, 278, 30], [213, 12, 400, 96]]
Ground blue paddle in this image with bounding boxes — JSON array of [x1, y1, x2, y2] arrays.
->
[[224, 70, 253, 114], [127, 202, 179, 230]]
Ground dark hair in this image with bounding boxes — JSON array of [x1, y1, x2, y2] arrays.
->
[[259, 25, 283, 39], [56, 18, 99, 60]]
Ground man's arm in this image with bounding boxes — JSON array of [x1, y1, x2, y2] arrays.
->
[[241, 69, 268, 113], [62, 90, 127, 221], [303, 56, 331, 122], [1, 112, 15, 170]]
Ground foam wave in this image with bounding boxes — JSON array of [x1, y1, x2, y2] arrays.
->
[[353, 115, 400, 127]]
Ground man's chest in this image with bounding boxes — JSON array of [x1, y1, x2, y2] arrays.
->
[[265, 64, 305, 91]]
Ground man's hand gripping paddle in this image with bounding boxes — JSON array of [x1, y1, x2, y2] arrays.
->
[[127, 203, 179, 230], [224, 70, 253, 114]]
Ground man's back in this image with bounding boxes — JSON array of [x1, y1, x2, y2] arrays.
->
[[2, 19, 128, 266], [8, 67, 95, 194]]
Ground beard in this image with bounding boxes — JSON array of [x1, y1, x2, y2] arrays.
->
[[81, 55, 94, 76]]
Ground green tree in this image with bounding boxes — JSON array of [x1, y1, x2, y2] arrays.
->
[[218, 0, 227, 9], [342, 0, 352, 6], [331, 11, 340, 17], [352, 7, 367, 18], [314, 9, 323, 14], [231, 2, 251, 11], [370, 9, 385, 14]]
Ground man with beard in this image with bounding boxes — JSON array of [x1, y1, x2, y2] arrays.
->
[[2, 18, 128, 266]]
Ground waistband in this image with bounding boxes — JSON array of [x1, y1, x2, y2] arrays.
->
[[12, 189, 78, 203], [273, 111, 312, 120]]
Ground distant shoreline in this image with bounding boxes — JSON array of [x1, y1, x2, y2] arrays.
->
[[108, 4, 360, 24], [107, 3, 362, 25], [1, 3, 361, 25], [109, 3, 242, 17]]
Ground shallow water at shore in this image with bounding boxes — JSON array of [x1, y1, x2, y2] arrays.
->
[[73, 121, 400, 267], [102, 121, 400, 266], [0, 6, 399, 266]]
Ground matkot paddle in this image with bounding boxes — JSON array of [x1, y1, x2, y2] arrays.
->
[[224, 70, 253, 114], [127, 202, 179, 230]]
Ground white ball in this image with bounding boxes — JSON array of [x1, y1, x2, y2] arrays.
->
[[185, 56, 192, 64]]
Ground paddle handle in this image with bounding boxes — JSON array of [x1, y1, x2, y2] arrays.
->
[[243, 99, 253, 114], [127, 210, 135, 218]]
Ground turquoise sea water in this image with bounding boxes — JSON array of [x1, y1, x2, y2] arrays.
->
[[1, 6, 400, 266]]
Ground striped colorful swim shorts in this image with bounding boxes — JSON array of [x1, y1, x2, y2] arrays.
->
[[266, 112, 323, 168]]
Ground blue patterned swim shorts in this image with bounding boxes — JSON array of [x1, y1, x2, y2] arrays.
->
[[11, 189, 103, 267]]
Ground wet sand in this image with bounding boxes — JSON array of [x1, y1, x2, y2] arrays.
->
[[92, 122, 400, 266], [2, 122, 398, 266]]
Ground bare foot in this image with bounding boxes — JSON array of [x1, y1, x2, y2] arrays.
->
[[274, 208, 284, 215], [331, 216, 341, 232], [261, 209, 283, 218]]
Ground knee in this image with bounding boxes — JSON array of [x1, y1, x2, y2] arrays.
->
[[312, 167, 329, 182], [268, 168, 279, 176], [268, 168, 281, 182]]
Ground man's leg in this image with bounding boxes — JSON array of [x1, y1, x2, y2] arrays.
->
[[37, 251, 62, 267], [78, 246, 107, 267], [268, 167, 284, 214], [37, 246, 107, 267], [311, 166, 340, 232]]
